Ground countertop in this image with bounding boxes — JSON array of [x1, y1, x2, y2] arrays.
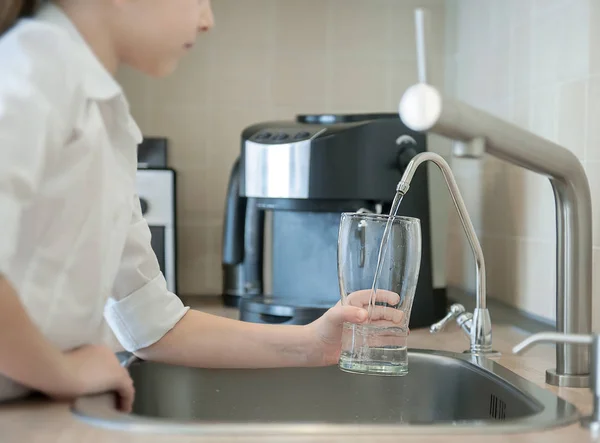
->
[[0, 298, 597, 443]]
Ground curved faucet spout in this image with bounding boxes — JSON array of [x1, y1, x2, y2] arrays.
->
[[398, 152, 492, 354]]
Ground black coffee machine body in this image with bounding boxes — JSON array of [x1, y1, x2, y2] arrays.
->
[[221, 113, 445, 328]]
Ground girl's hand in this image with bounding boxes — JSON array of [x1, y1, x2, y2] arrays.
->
[[62, 345, 135, 412], [303, 290, 406, 366]]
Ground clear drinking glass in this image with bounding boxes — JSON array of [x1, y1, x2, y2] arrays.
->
[[337, 212, 421, 376]]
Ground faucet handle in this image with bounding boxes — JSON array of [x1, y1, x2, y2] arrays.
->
[[513, 332, 593, 354], [513, 332, 597, 429], [430, 303, 467, 333]]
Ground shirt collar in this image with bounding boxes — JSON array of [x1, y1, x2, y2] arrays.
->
[[35, 3, 123, 101]]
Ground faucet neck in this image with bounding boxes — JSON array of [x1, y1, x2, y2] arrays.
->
[[398, 152, 487, 311]]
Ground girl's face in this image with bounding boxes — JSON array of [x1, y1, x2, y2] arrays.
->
[[114, 0, 214, 77]]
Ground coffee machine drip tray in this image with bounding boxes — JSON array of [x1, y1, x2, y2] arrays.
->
[[239, 295, 332, 325]]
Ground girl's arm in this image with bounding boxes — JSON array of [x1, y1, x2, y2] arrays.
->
[[0, 276, 78, 397], [134, 304, 368, 369], [0, 276, 135, 411]]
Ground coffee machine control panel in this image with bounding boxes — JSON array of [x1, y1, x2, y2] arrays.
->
[[249, 128, 322, 144]]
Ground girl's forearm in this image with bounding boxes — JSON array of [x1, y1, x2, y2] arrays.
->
[[135, 309, 313, 368]]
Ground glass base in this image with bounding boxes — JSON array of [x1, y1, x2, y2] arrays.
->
[[339, 357, 408, 376], [339, 323, 408, 376]]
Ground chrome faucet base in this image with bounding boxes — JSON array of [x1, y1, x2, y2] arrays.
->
[[545, 369, 589, 388], [469, 308, 493, 354]]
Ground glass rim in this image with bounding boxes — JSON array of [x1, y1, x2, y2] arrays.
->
[[341, 212, 420, 225]]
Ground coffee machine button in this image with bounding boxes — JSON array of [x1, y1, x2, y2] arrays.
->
[[273, 133, 290, 141], [256, 132, 272, 140], [294, 131, 311, 139]]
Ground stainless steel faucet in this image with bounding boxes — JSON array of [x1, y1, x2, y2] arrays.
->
[[513, 332, 599, 429], [403, 8, 592, 387], [396, 152, 493, 355]]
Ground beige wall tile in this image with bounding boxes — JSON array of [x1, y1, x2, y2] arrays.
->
[[594, 248, 600, 331], [454, 0, 490, 57], [445, 232, 476, 293], [531, 1, 589, 86], [529, 87, 557, 142], [427, 134, 453, 157], [481, 235, 508, 301], [513, 238, 556, 321], [444, 55, 457, 96], [590, 0, 600, 77], [533, 0, 570, 13], [449, 156, 480, 179], [273, 0, 328, 54], [557, 79, 587, 159], [482, 155, 510, 176], [484, 164, 521, 231], [270, 54, 328, 108], [512, 169, 556, 242], [177, 223, 223, 296], [209, 0, 274, 52], [500, 237, 520, 308], [509, 24, 532, 98], [530, 11, 561, 91], [508, 0, 533, 29], [481, 165, 515, 238], [145, 106, 215, 230], [147, 106, 209, 167], [116, 67, 152, 133], [454, 171, 484, 234], [489, 1, 510, 46], [150, 44, 211, 108], [329, 55, 389, 110], [208, 51, 272, 107], [554, 2, 589, 82], [328, 0, 390, 56], [482, 99, 511, 122], [510, 96, 531, 129], [585, 162, 600, 248], [586, 76, 600, 161], [176, 167, 208, 221]]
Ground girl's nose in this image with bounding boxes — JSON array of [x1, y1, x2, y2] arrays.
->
[[198, 1, 215, 33]]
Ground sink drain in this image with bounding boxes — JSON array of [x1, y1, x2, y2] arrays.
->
[[489, 394, 507, 420]]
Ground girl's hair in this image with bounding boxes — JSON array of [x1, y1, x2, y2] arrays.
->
[[0, 0, 40, 35]]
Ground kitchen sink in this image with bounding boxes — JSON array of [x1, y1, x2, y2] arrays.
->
[[72, 349, 579, 435]]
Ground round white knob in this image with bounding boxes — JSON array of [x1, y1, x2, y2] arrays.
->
[[398, 83, 442, 132]]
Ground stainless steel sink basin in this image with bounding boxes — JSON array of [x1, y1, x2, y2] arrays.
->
[[72, 349, 579, 435]]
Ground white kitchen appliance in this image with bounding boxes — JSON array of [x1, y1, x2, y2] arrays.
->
[[135, 138, 178, 294]]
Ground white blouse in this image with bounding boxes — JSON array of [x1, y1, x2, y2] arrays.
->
[[0, 4, 189, 400]]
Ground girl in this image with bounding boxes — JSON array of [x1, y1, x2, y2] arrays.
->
[[0, 0, 378, 413]]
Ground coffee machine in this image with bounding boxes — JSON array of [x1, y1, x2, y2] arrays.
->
[[221, 113, 444, 328]]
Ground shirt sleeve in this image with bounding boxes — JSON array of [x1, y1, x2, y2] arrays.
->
[[104, 195, 189, 352], [0, 24, 73, 274]]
